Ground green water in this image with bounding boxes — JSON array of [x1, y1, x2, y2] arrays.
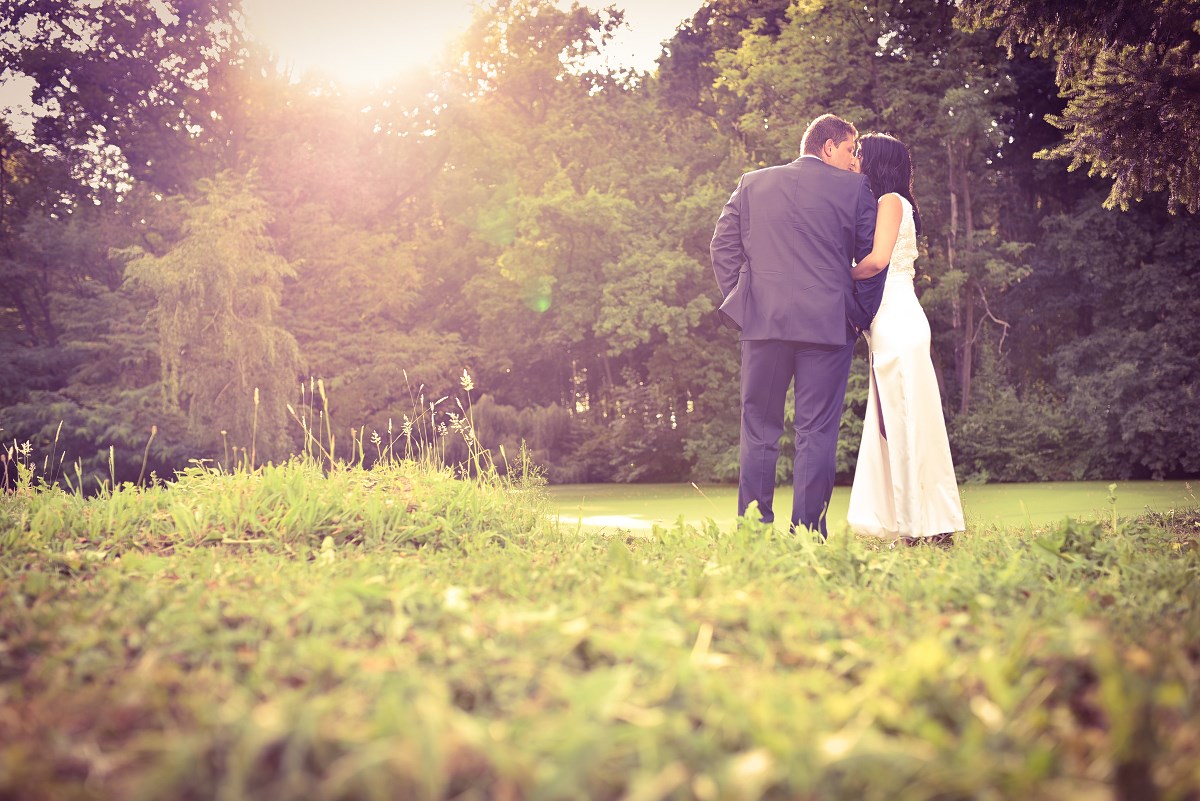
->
[[546, 480, 1197, 533]]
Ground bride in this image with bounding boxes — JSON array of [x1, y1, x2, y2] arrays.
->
[[846, 133, 965, 546]]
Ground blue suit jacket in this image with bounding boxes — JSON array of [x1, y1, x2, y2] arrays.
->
[[710, 157, 885, 344]]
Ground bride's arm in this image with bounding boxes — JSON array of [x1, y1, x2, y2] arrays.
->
[[850, 194, 903, 280]]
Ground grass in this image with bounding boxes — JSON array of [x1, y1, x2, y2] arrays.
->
[[2, 458, 1199, 801], [546, 480, 1198, 533]]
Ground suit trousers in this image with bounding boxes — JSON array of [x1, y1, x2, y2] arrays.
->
[[738, 338, 855, 537]]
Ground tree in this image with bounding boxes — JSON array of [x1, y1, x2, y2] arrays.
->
[[0, 184, 195, 486], [0, 0, 247, 197], [228, 71, 446, 436], [957, 0, 1200, 213], [1, 122, 61, 352], [453, 0, 623, 122], [424, 0, 640, 411], [1037, 192, 1200, 479], [123, 172, 300, 463], [3, 0, 1194, 486], [656, 0, 791, 122]]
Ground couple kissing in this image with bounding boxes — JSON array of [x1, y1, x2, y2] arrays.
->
[[711, 113, 964, 546]]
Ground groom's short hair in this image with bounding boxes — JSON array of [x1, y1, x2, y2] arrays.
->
[[801, 114, 857, 156]]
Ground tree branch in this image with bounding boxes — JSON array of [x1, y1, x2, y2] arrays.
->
[[976, 284, 1011, 353]]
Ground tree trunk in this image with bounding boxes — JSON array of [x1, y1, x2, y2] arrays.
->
[[951, 137, 977, 416], [960, 285, 975, 416], [961, 138, 975, 239], [6, 288, 41, 347], [946, 139, 964, 414]]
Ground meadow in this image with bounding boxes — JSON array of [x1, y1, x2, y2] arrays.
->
[[1, 460, 1198, 800]]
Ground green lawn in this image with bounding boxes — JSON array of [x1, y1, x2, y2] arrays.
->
[[2, 463, 1198, 800], [547, 480, 1197, 533]]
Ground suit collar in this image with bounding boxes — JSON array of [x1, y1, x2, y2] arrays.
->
[[794, 154, 835, 170], [794, 156, 860, 181]]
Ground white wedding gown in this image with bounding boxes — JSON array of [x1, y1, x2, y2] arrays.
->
[[847, 194, 965, 540]]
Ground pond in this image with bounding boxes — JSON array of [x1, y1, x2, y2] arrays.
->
[[546, 480, 1197, 533]]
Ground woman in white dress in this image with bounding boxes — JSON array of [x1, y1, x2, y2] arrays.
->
[[846, 133, 964, 546]]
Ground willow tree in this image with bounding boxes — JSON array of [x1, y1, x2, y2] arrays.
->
[[123, 172, 300, 464]]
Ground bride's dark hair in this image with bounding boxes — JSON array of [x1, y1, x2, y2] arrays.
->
[[859, 133, 921, 236]]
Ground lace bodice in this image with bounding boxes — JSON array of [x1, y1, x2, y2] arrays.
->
[[887, 194, 918, 279]]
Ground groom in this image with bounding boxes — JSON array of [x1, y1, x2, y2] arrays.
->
[[711, 113, 885, 537]]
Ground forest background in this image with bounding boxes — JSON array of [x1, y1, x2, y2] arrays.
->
[[2, 0, 1198, 489]]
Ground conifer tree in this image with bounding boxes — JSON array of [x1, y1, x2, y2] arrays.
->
[[958, 0, 1200, 213]]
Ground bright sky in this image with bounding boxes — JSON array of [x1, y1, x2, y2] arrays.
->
[[0, 1, 701, 138], [240, 0, 704, 85]]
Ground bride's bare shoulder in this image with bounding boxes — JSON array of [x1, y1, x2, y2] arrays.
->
[[876, 193, 904, 211]]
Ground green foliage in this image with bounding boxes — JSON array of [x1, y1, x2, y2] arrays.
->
[[0, 0, 245, 195], [1038, 194, 1200, 479], [122, 172, 301, 464], [1, 470, 1198, 800], [468, 394, 582, 483], [1, 0, 1196, 485], [950, 380, 1087, 483], [454, 0, 624, 116], [572, 378, 693, 484], [655, 0, 791, 119], [957, 0, 1200, 213]]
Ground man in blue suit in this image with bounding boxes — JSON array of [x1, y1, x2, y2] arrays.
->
[[711, 113, 885, 538]]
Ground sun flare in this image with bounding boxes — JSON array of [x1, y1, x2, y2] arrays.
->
[[241, 0, 476, 85], [240, 0, 703, 86]]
